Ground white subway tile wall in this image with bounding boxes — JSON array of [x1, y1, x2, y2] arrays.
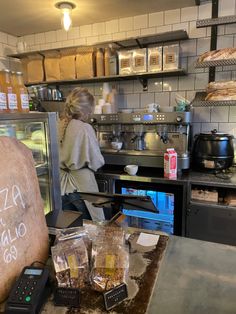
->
[[0, 3, 236, 133]]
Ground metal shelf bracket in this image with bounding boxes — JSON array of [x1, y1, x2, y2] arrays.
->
[[138, 77, 148, 91]]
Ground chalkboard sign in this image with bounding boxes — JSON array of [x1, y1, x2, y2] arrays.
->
[[0, 137, 49, 302]]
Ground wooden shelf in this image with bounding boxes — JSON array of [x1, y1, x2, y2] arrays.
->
[[25, 69, 186, 87]]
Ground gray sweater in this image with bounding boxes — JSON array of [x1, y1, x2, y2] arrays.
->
[[59, 119, 105, 220]]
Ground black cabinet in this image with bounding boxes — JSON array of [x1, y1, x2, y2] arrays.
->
[[187, 202, 236, 245], [186, 183, 236, 246]]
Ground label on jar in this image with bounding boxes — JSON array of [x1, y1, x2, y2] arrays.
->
[[0, 92, 7, 110], [8, 93, 17, 110], [165, 53, 176, 64], [150, 55, 160, 66], [20, 94, 29, 109]]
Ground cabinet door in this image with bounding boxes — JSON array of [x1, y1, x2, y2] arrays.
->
[[186, 203, 236, 246]]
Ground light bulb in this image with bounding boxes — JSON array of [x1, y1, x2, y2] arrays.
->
[[56, 2, 75, 32], [61, 8, 72, 31]]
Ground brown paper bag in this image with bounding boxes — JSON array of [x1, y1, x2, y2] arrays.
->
[[76, 47, 95, 78], [24, 54, 44, 83], [60, 49, 76, 80], [44, 51, 61, 81], [0, 137, 49, 302]]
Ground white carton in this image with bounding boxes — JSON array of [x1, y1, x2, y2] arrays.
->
[[164, 148, 177, 179]]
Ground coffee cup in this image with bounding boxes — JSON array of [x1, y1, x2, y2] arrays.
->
[[146, 103, 159, 113], [124, 164, 138, 176]]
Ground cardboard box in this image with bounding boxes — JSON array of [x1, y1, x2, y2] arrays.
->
[[164, 148, 177, 179]]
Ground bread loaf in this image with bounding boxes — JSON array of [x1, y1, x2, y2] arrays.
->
[[205, 89, 236, 101], [207, 81, 236, 93], [198, 48, 236, 63]]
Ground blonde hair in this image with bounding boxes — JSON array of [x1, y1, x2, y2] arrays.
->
[[59, 87, 95, 143]]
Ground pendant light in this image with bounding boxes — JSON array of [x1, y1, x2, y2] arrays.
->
[[55, 2, 76, 32]]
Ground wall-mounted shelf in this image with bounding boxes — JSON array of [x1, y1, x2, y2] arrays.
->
[[9, 30, 189, 60], [191, 91, 236, 107], [195, 0, 211, 5], [25, 69, 186, 88], [9, 29, 188, 92], [195, 58, 236, 68], [196, 15, 236, 28]]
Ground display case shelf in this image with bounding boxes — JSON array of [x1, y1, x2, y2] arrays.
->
[[196, 15, 236, 28]]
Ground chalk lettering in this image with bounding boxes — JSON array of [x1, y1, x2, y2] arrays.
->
[[12, 185, 25, 209], [0, 222, 27, 247], [16, 223, 27, 238], [0, 188, 13, 212], [4, 245, 17, 264], [0, 218, 6, 227], [0, 185, 25, 212]]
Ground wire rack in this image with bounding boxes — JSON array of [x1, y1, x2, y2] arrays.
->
[[195, 58, 236, 68], [196, 15, 236, 28], [191, 92, 236, 107]]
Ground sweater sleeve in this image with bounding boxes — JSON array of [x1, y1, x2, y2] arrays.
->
[[60, 120, 105, 171]]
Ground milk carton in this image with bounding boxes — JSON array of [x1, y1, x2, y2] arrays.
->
[[164, 148, 177, 179]]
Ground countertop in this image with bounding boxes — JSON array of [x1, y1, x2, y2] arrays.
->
[[148, 236, 236, 314], [2, 234, 236, 314], [96, 165, 236, 188]]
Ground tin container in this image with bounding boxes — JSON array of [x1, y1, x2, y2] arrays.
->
[[148, 47, 162, 72], [132, 48, 147, 73], [163, 44, 180, 71], [118, 51, 132, 75]]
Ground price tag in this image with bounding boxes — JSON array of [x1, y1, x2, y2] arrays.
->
[[103, 283, 128, 310], [54, 287, 80, 308]]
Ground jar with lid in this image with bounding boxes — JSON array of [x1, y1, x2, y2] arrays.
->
[[12, 71, 29, 112], [105, 48, 118, 76], [1, 70, 18, 112], [0, 70, 8, 112], [96, 48, 104, 77]]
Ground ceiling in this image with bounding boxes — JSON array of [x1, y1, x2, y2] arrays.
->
[[0, 0, 196, 37]]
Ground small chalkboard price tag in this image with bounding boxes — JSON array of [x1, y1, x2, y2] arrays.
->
[[103, 283, 128, 310], [54, 287, 80, 308]]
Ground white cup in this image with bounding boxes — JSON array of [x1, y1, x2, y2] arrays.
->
[[16, 41, 27, 53], [124, 164, 138, 176], [146, 103, 159, 113]]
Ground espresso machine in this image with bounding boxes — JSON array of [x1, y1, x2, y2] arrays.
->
[[90, 112, 192, 170]]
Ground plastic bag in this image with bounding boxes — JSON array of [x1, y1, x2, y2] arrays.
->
[[90, 226, 129, 292], [51, 237, 89, 289], [55, 226, 92, 260]]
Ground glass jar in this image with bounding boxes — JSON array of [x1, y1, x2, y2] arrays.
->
[[12, 71, 29, 112], [0, 70, 7, 112], [1, 70, 18, 112]]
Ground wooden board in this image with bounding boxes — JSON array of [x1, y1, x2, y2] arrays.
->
[[0, 137, 49, 302]]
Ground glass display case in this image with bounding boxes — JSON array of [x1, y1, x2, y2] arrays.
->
[[0, 112, 61, 216]]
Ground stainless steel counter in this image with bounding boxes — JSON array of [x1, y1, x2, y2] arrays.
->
[[148, 236, 236, 314]]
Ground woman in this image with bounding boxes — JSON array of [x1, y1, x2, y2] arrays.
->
[[58, 87, 105, 221]]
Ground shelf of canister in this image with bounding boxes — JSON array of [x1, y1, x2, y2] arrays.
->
[[196, 15, 236, 28], [191, 92, 236, 107], [24, 69, 186, 87], [8, 30, 189, 60]]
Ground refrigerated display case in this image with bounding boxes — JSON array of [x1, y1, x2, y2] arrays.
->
[[0, 112, 61, 216]]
